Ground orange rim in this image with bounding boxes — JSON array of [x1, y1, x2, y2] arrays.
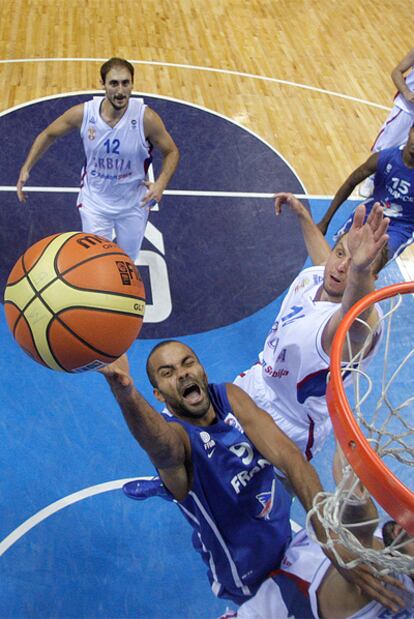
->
[[327, 281, 414, 536]]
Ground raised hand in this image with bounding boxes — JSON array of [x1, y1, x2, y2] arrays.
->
[[274, 192, 308, 218], [347, 202, 389, 271], [99, 354, 132, 390]]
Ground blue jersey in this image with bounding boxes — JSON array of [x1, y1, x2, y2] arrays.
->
[[334, 147, 414, 259], [161, 383, 292, 605], [373, 147, 414, 224]]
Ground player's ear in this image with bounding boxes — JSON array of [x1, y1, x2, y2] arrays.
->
[[153, 388, 166, 403]]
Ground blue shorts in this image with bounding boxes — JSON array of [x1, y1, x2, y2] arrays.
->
[[334, 199, 414, 262]]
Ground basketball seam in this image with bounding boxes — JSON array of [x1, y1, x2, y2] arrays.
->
[[46, 311, 129, 365], [6, 299, 50, 368], [8, 233, 145, 372], [19, 246, 144, 321], [6, 233, 64, 286]]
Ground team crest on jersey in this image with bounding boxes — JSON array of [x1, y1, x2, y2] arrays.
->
[[223, 412, 243, 433], [255, 480, 276, 520], [200, 431, 216, 457], [131, 119, 137, 129], [87, 126, 96, 140]]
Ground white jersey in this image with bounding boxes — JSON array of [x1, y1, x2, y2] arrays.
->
[[78, 96, 152, 215], [395, 68, 414, 115], [235, 266, 381, 458], [236, 529, 414, 619]]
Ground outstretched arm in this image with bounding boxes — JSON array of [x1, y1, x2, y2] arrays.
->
[[391, 47, 414, 104], [141, 107, 180, 207], [99, 355, 191, 501], [317, 153, 379, 234], [274, 192, 331, 265], [322, 201, 389, 358], [16, 104, 84, 203]]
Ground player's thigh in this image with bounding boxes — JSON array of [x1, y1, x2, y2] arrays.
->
[[114, 208, 149, 260], [79, 205, 114, 241], [374, 108, 413, 151]]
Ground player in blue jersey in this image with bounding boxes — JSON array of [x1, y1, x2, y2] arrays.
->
[[99, 341, 403, 611], [317, 124, 414, 262]]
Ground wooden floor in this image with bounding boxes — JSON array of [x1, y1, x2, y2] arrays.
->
[[1, 0, 413, 273]]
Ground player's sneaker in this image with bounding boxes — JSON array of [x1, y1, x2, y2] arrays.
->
[[123, 476, 174, 502], [358, 175, 374, 198]]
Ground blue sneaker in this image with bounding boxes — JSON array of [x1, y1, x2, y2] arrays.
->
[[123, 477, 174, 502]]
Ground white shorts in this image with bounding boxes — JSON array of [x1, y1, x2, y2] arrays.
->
[[235, 578, 292, 619], [372, 106, 414, 151], [234, 364, 332, 460], [78, 202, 149, 262]]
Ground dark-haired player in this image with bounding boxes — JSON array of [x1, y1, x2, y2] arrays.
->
[[17, 57, 179, 261], [98, 341, 403, 611]]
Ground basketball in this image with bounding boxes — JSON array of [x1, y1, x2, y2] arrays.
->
[[3, 232, 146, 372]]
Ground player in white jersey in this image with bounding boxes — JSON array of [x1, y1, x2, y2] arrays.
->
[[371, 48, 414, 153], [235, 194, 389, 459], [360, 47, 414, 197], [16, 57, 179, 261]]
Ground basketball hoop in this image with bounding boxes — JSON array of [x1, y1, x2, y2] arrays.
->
[[307, 282, 414, 575], [328, 282, 414, 535]]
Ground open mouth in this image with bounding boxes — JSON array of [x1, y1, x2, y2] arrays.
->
[[182, 383, 203, 405]]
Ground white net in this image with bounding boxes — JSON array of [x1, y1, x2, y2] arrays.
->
[[307, 465, 414, 575], [307, 289, 414, 575]]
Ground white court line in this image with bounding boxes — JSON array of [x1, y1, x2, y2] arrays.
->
[[0, 57, 391, 111], [0, 477, 141, 556], [1, 88, 310, 202], [0, 476, 301, 555], [1, 186, 362, 201]]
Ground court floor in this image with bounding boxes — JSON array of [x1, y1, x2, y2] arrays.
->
[[1, 3, 413, 614], [1, 187, 412, 618]]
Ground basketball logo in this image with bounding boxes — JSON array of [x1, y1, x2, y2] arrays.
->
[[4, 232, 146, 372]]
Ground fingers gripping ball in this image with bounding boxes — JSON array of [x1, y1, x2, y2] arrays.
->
[[4, 232, 146, 372]]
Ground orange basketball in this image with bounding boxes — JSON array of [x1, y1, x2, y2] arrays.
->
[[4, 232, 146, 372]]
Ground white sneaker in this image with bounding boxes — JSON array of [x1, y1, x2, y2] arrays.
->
[[358, 175, 374, 198]]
